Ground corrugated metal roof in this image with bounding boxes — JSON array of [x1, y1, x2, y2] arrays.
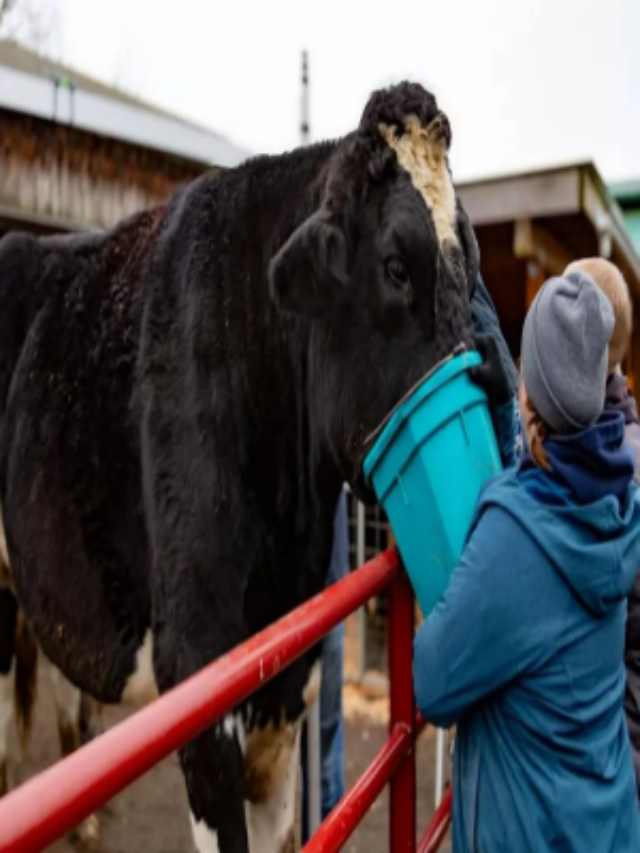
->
[[0, 39, 250, 168]]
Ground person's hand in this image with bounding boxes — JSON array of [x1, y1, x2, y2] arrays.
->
[[469, 334, 512, 407]]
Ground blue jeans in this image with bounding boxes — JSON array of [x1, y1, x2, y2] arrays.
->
[[301, 491, 349, 841], [301, 621, 345, 840]]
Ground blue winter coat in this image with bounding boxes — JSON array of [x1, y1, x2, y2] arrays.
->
[[414, 411, 640, 852]]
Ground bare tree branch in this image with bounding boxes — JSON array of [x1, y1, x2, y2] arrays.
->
[[0, 0, 19, 28], [1, 0, 61, 57]]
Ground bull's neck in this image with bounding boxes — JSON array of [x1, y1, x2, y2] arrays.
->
[[220, 141, 347, 534]]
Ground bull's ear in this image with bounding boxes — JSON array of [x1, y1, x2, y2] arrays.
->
[[269, 212, 348, 318]]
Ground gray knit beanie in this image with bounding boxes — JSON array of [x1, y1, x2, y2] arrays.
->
[[521, 270, 614, 434]]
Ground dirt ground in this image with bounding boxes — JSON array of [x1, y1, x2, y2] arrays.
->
[[3, 661, 450, 853]]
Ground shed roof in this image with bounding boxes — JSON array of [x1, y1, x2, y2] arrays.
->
[[457, 162, 640, 295], [0, 39, 250, 168]]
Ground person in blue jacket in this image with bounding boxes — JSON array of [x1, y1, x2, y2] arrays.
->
[[301, 274, 518, 842], [414, 270, 640, 852]]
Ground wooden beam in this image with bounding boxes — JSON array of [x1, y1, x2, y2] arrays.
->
[[0, 111, 204, 233], [457, 167, 581, 227], [514, 218, 573, 276]]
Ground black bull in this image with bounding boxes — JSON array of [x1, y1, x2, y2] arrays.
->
[[0, 82, 478, 852]]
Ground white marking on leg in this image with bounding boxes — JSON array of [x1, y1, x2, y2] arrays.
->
[[245, 723, 300, 853], [121, 629, 159, 706], [0, 664, 14, 762], [0, 499, 11, 580], [223, 714, 235, 739], [190, 813, 220, 853], [50, 665, 81, 731], [49, 667, 101, 842], [222, 712, 247, 756]]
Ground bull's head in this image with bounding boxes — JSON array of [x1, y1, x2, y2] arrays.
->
[[269, 81, 479, 501]]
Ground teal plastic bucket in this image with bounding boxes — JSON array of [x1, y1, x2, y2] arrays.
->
[[363, 349, 502, 616]]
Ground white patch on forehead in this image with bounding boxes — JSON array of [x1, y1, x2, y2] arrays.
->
[[120, 630, 159, 707], [380, 114, 458, 249], [190, 814, 220, 853]]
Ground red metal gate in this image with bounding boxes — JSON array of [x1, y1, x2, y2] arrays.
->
[[0, 548, 452, 852]]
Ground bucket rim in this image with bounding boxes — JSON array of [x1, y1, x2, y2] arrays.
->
[[362, 347, 482, 483]]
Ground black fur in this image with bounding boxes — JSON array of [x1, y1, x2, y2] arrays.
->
[[0, 81, 477, 851], [0, 590, 17, 675]]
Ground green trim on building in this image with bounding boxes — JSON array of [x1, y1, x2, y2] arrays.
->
[[622, 209, 640, 255], [610, 179, 640, 255], [610, 179, 640, 207]]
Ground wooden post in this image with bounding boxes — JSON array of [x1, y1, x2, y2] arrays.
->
[[526, 259, 546, 309]]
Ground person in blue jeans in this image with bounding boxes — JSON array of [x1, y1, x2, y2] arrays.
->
[[415, 270, 640, 851], [300, 489, 349, 841]]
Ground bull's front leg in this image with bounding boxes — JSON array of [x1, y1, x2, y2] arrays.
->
[[145, 427, 253, 853], [141, 300, 266, 851], [151, 530, 251, 853], [243, 656, 322, 853], [154, 588, 250, 853]]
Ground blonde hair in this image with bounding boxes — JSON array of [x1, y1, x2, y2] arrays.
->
[[565, 258, 633, 370], [524, 394, 551, 470], [517, 362, 551, 470]]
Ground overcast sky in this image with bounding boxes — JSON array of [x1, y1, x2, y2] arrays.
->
[[53, 0, 640, 183]]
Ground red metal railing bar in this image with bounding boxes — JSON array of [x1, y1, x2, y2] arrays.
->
[[0, 549, 399, 853], [302, 711, 433, 851], [302, 722, 412, 852], [389, 568, 417, 851], [417, 786, 453, 853]]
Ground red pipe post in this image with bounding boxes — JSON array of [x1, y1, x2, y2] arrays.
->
[[0, 550, 399, 853], [417, 786, 453, 853], [302, 723, 413, 853], [388, 567, 416, 852]]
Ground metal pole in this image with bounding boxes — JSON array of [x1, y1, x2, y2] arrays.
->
[[388, 568, 416, 852], [303, 723, 413, 852], [300, 50, 310, 145], [435, 728, 446, 808], [306, 697, 322, 836], [299, 46, 321, 835], [357, 500, 366, 680]]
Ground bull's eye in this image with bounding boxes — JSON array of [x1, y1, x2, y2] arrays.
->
[[385, 257, 409, 291]]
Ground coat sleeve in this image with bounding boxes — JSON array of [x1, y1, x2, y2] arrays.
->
[[470, 274, 519, 395], [624, 568, 640, 796], [413, 505, 548, 729], [490, 397, 517, 469]]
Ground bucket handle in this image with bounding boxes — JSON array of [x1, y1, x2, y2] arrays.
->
[[361, 342, 468, 460]]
